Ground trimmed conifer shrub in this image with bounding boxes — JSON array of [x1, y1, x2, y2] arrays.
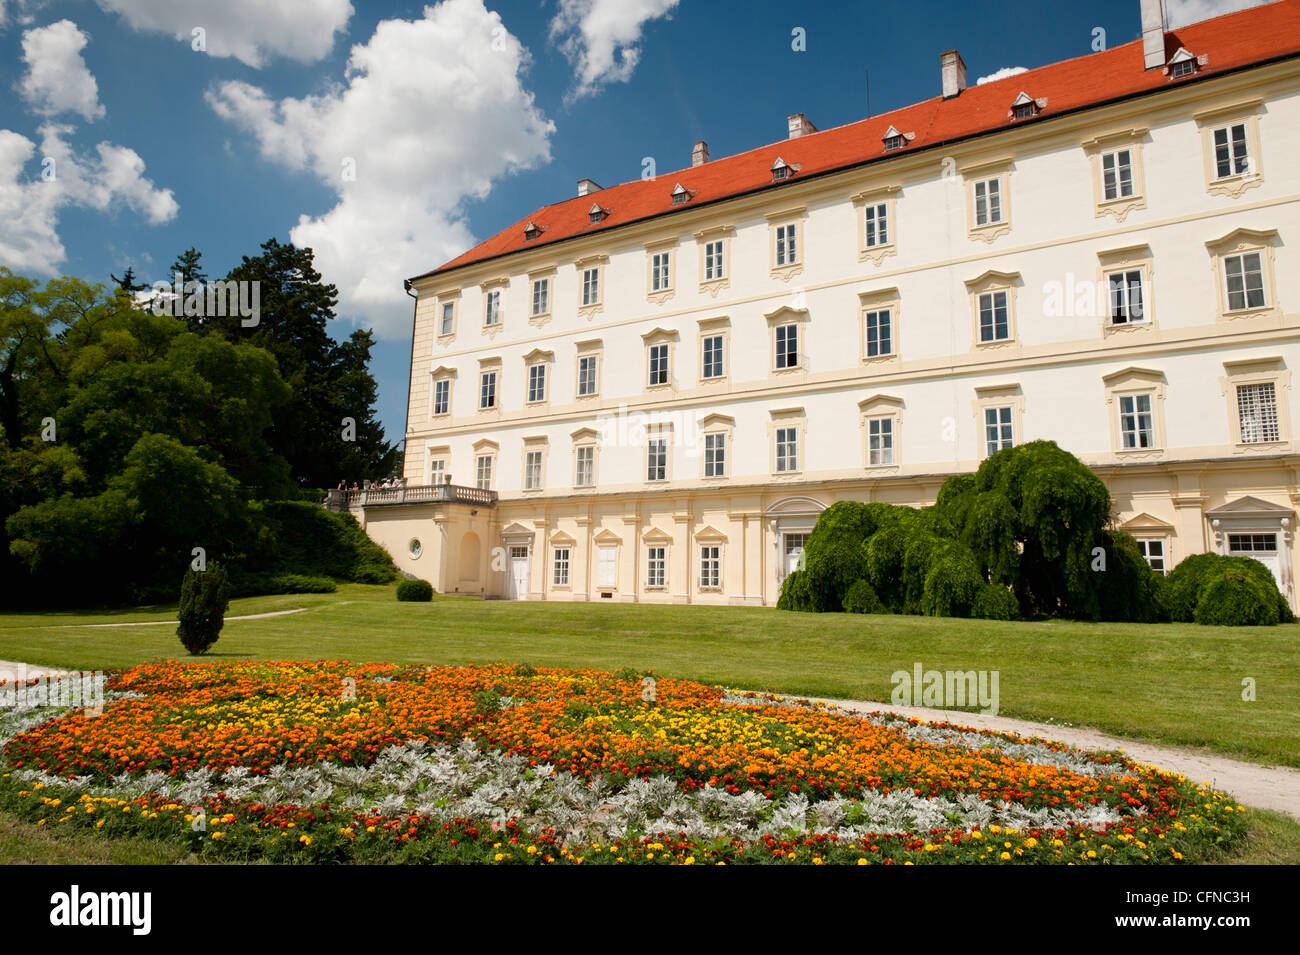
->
[[396, 579, 434, 602], [177, 563, 229, 655]]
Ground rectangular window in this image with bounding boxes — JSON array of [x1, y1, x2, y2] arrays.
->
[[974, 178, 1002, 226], [531, 278, 549, 316], [775, 224, 798, 266], [648, 343, 669, 386], [704, 432, 726, 478], [1102, 149, 1134, 201], [478, 371, 497, 409], [582, 268, 599, 306], [775, 323, 799, 370], [597, 546, 617, 588], [867, 417, 894, 466], [524, 449, 543, 490], [704, 240, 724, 280], [651, 252, 671, 291], [699, 545, 720, 589], [1119, 393, 1155, 449], [647, 438, 668, 481], [484, 289, 501, 326], [646, 546, 666, 587], [978, 291, 1009, 342], [1213, 124, 1249, 179], [527, 363, 546, 403], [475, 454, 493, 490], [1237, 382, 1280, 444], [701, 334, 724, 379], [432, 379, 450, 415], [1136, 539, 1166, 575], [429, 458, 446, 485], [575, 445, 595, 486], [984, 406, 1014, 456], [1227, 533, 1277, 553], [1224, 252, 1266, 310], [775, 426, 798, 473], [577, 355, 598, 396], [440, 302, 454, 335], [864, 203, 888, 247], [553, 548, 570, 586], [1108, 269, 1145, 324], [865, 309, 892, 357]]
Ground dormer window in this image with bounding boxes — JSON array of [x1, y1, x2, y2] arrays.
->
[[771, 157, 795, 182], [881, 125, 907, 152], [1010, 92, 1041, 121], [671, 183, 695, 205], [1167, 48, 1203, 79], [588, 203, 609, 224], [523, 221, 544, 241]]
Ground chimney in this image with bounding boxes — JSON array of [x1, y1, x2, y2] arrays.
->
[[1141, 0, 1167, 70], [941, 49, 967, 98], [787, 113, 817, 139], [692, 141, 709, 166], [577, 178, 601, 197]]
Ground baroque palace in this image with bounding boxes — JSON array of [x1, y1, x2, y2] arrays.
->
[[334, 0, 1300, 610]]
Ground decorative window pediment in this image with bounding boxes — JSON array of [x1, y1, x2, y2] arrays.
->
[[642, 527, 673, 544]]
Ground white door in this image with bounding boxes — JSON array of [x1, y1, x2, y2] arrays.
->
[[783, 533, 809, 578], [597, 546, 617, 589], [509, 546, 530, 600], [1228, 533, 1282, 591]]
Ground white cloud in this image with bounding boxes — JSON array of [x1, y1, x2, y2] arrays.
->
[[93, 0, 354, 68], [20, 20, 105, 121], [549, 0, 678, 100], [206, 0, 555, 337], [0, 123, 178, 275], [1165, 0, 1273, 29], [976, 66, 1028, 86]]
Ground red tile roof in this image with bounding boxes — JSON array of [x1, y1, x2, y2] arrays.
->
[[416, 0, 1300, 282]]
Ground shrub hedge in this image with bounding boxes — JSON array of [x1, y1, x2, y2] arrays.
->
[[396, 579, 434, 602]]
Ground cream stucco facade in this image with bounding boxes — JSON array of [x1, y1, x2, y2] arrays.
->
[[353, 22, 1300, 610]]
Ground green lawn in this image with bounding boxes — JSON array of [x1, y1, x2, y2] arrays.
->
[[2, 584, 1296, 767]]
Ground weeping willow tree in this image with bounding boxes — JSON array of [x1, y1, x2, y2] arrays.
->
[[936, 440, 1117, 620], [781, 440, 1160, 622]]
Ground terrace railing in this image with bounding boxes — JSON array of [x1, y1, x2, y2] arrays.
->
[[324, 483, 498, 510]]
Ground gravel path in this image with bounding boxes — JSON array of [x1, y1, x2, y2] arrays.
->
[[798, 694, 1300, 821], [37, 608, 308, 628]]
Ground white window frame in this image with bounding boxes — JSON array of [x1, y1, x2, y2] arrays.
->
[[699, 545, 721, 590], [526, 362, 547, 404], [478, 370, 498, 410], [646, 436, 669, 482], [523, 449, 544, 491], [574, 443, 596, 487], [984, 405, 1014, 456], [704, 431, 726, 478], [775, 426, 798, 473], [484, 288, 501, 327], [1118, 392, 1156, 450], [552, 547, 570, 587], [646, 546, 667, 588], [531, 277, 549, 318]]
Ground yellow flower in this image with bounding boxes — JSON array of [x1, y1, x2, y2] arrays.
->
[[1000, 852, 1010, 860], [857, 858, 869, 866]]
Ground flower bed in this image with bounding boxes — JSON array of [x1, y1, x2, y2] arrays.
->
[[0, 661, 1246, 864]]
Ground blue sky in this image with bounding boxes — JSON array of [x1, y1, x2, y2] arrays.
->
[[0, 0, 1265, 451]]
